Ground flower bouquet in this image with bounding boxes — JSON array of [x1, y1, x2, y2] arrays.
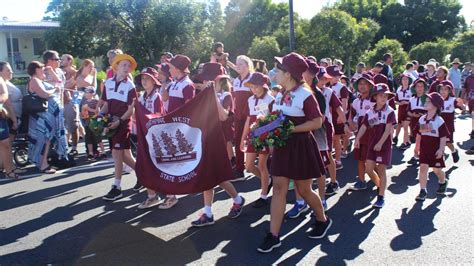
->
[[88, 114, 117, 138], [249, 110, 295, 152]]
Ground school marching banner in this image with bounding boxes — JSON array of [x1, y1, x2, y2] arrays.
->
[[135, 87, 234, 194]]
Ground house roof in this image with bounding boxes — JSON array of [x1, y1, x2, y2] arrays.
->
[[0, 21, 60, 30]]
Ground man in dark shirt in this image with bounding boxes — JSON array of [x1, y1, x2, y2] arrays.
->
[[381, 53, 395, 91]]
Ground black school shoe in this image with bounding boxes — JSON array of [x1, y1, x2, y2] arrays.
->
[[133, 181, 143, 191], [436, 181, 448, 195], [392, 136, 398, 146], [308, 216, 333, 239], [257, 233, 281, 253], [103, 185, 123, 201], [416, 189, 427, 201], [252, 198, 269, 208], [452, 150, 460, 163]]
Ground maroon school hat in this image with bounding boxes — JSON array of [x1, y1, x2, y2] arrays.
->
[[194, 62, 225, 81], [426, 92, 444, 110], [371, 83, 395, 102], [438, 80, 455, 96], [275, 52, 308, 82], [305, 58, 319, 75], [373, 73, 388, 85], [135, 67, 161, 88], [354, 72, 375, 92], [244, 72, 270, 88], [397, 73, 413, 85], [326, 65, 344, 77], [169, 54, 191, 74], [316, 66, 332, 80]]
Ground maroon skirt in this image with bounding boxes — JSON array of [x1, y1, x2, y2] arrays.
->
[[271, 132, 326, 179], [333, 122, 345, 135], [419, 136, 445, 168]]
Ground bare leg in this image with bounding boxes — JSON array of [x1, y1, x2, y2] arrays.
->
[[295, 179, 327, 222], [112, 149, 124, 180], [0, 139, 15, 173], [357, 160, 366, 182], [270, 176, 289, 236], [317, 176, 326, 200], [432, 167, 446, 184], [257, 154, 270, 195], [402, 121, 410, 144], [375, 164, 387, 196], [333, 135, 342, 162], [418, 163, 429, 189], [327, 155, 337, 183], [122, 148, 136, 170]]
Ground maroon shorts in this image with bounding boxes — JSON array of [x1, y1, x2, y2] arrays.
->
[[111, 123, 131, 150], [353, 144, 369, 162], [419, 136, 445, 168], [366, 146, 392, 165], [469, 99, 474, 113]]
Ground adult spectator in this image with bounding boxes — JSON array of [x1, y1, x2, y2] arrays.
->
[[43, 50, 66, 103], [448, 58, 462, 97], [26, 61, 68, 174], [0, 63, 21, 179], [381, 53, 394, 91], [61, 54, 80, 155], [411, 60, 420, 79], [0, 62, 22, 140]]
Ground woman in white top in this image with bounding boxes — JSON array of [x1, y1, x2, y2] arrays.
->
[[0, 62, 22, 139]]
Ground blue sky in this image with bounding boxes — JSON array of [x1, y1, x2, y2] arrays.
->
[[1, 0, 472, 24]]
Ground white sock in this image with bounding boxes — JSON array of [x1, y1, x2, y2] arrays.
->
[[72, 145, 77, 150], [297, 199, 305, 205], [260, 194, 268, 200], [113, 179, 121, 188], [203, 205, 213, 217], [233, 194, 243, 205]]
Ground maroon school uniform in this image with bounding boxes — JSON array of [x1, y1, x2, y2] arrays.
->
[[101, 76, 138, 150], [395, 86, 413, 123], [352, 96, 375, 161], [167, 75, 195, 113], [330, 82, 350, 135], [271, 84, 326, 179], [464, 74, 474, 113], [440, 96, 461, 143], [362, 104, 397, 165], [245, 92, 274, 154], [418, 114, 449, 168], [321, 86, 342, 151], [408, 96, 427, 136], [217, 91, 235, 142], [138, 88, 164, 114], [232, 73, 254, 172]]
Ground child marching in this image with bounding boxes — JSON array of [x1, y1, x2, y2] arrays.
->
[[393, 74, 413, 149], [415, 92, 450, 201], [354, 83, 397, 208], [349, 73, 380, 191], [134, 67, 166, 209], [240, 72, 274, 208], [407, 78, 429, 166], [190, 63, 245, 227], [100, 54, 139, 201], [437, 81, 464, 162]]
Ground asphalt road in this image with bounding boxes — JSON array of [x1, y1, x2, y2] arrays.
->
[[1, 114, 473, 265]]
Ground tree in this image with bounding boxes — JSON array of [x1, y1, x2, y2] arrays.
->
[[305, 9, 379, 73], [44, 0, 218, 68], [361, 38, 409, 74], [175, 129, 194, 154], [248, 36, 281, 66], [377, 0, 466, 50], [450, 30, 474, 62], [223, 0, 288, 56], [161, 131, 177, 157], [334, 0, 395, 21], [409, 39, 452, 65]]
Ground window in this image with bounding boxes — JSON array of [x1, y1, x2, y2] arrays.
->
[[33, 38, 45, 56], [6, 38, 19, 56]]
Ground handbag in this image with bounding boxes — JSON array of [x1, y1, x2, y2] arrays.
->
[[23, 79, 48, 115]]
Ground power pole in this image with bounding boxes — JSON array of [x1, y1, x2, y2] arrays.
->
[[289, 0, 295, 51]]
